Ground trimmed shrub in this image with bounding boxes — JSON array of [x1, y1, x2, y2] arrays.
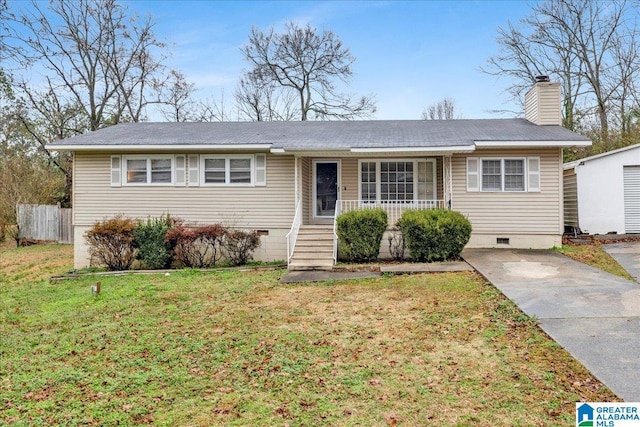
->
[[397, 209, 472, 262], [133, 215, 174, 269], [165, 224, 226, 268], [337, 208, 388, 262], [224, 229, 261, 266], [85, 215, 137, 271]]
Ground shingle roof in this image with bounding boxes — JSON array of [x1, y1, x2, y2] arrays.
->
[[47, 119, 590, 150]]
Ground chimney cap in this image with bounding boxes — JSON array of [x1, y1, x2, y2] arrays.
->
[[535, 75, 550, 83]]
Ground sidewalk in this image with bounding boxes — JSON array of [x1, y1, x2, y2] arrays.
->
[[280, 261, 472, 283]]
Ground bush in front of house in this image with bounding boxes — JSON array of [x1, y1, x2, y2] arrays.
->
[[133, 214, 175, 269], [337, 208, 388, 262], [85, 215, 137, 271], [388, 232, 406, 261], [223, 229, 261, 266], [397, 209, 472, 262], [165, 224, 227, 268]]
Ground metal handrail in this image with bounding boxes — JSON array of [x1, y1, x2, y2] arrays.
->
[[285, 200, 302, 266]]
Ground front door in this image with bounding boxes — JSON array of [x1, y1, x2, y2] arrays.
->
[[313, 160, 340, 219]]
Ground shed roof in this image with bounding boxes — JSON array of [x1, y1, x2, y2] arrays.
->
[[563, 143, 640, 170]]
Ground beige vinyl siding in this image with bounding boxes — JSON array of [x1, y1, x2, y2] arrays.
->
[[74, 152, 295, 228], [563, 168, 578, 229], [302, 158, 311, 223], [524, 82, 562, 126], [452, 148, 562, 235], [340, 158, 358, 200]]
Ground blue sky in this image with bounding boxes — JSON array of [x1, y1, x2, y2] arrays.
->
[[16, 0, 536, 120], [124, 0, 535, 120]]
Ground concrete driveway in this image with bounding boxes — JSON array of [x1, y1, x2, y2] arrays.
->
[[603, 241, 640, 282], [462, 248, 640, 402]]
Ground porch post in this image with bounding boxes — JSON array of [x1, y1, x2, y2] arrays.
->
[[443, 155, 453, 209]]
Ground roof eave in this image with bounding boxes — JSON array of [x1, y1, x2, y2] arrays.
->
[[45, 143, 273, 152], [475, 140, 592, 148], [350, 146, 474, 153]]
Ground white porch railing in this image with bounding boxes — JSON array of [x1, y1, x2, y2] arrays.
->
[[338, 200, 445, 227], [286, 200, 302, 266]]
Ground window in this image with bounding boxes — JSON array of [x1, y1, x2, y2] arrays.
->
[[201, 155, 254, 185], [417, 161, 435, 199], [230, 158, 251, 183], [359, 159, 436, 203], [467, 157, 539, 192], [361, 162, 376, 202], [112, 154, 266, 187], [123, 156, 173, 185], [481, 158, 524, 192], [504, 159, 524, 191], [381, 161, 413, 201]]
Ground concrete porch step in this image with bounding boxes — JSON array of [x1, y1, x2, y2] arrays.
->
[[288, 260, 334, 271], [296, 235, 333, 242], [293, 247, 333, 254], [290, 225, 335, 271]]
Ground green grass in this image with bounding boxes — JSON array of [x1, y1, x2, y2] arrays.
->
[[0, 244, 619, 426]]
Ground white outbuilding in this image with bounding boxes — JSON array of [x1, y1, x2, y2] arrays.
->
[[564, 144, 640, 234]]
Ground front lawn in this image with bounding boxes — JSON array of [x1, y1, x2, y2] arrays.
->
[[0, 244, 617, 426]]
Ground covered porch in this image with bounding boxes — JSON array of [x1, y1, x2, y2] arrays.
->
[[285, 153, 455, 268], [296, 155, 453, 226]]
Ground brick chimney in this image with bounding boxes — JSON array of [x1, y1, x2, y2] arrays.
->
[[524, 76, 562, 126]]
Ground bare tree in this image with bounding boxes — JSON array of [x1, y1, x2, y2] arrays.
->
[[2, 0, 169, 206], [422, 98, 460, 120], [155, 70, 197, 122], [192, 95, 230, 122], [240, 22, 376, 121], [484, 0, 639, 141], [6, 0, 167, 131], [234, 70, 296, 121]]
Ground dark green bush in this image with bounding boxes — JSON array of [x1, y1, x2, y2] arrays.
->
[[223, 229, 261, 266], [85, 215, 137, 271], [398, 209, 472, 262], [133, 215, 174, 269], [337, 208, 388, 262]]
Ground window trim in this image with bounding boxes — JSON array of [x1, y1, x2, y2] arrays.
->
[[480, 157, 526, 192], [358, 158, 437, 203], [122, 155, 175, 186], [200, 154, 255, 186], [467, 156, 541, 193]]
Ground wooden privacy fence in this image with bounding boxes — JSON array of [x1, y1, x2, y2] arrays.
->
[[16, 204, 73, 244]]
